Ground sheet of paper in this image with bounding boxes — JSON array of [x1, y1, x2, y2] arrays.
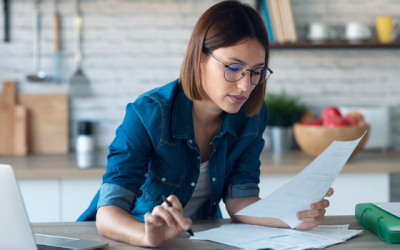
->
[[315, 224, 349, 230], [192, 224, 343, 250], [308, 225, 363, 241], [373, 202, 400, 218], [236, 131, 367, 228]]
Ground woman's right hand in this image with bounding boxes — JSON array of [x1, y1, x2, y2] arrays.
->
[[141, 195, 192, 247]]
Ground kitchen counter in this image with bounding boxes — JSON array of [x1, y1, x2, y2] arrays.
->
[[4, 150, 399, 221], [1, 150, 399, 179], [259, 150, 400, 175]]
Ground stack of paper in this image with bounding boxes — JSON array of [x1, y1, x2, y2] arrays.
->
[[191, 132, 367, 249], [236, 131, 367, 228], [192, 224, 362, 250]]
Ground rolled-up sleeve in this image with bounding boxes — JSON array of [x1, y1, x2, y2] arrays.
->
[[97, 183, 137, 213], [97, 99, 161, 212], [223, 103, 269, 202]]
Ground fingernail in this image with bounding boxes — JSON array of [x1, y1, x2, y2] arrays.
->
[[184, 224, 189, 229], [170, 223, 175, 227], [311, 204, 316, 209], [297, 213, 302, 219]]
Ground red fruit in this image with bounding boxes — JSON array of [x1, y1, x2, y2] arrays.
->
[[344, 111, 366, 126], [302, 120, 323, 126], [323, 116, 348, 127], [312, 120, 323, 126], [321, 107, 341, 121]]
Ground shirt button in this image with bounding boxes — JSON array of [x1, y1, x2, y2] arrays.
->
[[189, 139, 193, 144], [197, 156, 200, 160], [213, 202, 217, 205], [212, 177, 216, 182], [161, 177, 166, 182], [220, 132, 223, 135], [191, 182, 195, 187], [214, 150, 216, 152]]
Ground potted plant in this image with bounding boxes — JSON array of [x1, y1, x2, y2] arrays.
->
[[264, 90, 306, 152]]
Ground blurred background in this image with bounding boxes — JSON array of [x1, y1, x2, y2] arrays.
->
[[1, 0, 399, 150], [0, 0, 399, 222]]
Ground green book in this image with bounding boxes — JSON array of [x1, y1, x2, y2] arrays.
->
[[355, 203, 400, 243]]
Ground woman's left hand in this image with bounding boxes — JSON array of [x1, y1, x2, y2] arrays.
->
[[295, 187, 334, 230]]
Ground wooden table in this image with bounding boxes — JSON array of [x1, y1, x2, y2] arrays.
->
[[31, 216, 397, 249]]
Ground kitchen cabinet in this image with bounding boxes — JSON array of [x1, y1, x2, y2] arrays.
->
[[60, 178, 103, 222], [18, 178, 102, 223], [18, 173, 389, 222], [18, 179, 60, 222], [4, 150, 398, 222]]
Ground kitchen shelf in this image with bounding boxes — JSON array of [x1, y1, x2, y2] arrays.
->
[[269, 40, 400, 49]]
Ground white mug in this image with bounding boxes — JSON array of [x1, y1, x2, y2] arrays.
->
[[307, 22, 337, 41], [391, 17, 400, 41], [344, 22, 371, 41]]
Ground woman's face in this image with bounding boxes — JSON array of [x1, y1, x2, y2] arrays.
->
[[200, 38, 266, 114]]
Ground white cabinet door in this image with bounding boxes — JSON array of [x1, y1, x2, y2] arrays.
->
[[18, 179, 60, 223], [61, 178, 102, 222], [326, 173, 389, 215], [19, 173, 389, 221]]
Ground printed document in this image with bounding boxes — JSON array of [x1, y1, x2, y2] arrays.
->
[[307, 224, 363, 242], [236, 131, 367, 228], [192, 224, 362, 250]]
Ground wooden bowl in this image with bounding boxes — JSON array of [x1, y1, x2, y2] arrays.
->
[[293, 123, 370, 158]]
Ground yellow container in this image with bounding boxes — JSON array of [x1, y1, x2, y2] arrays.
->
[[375, 16, 394, 43]]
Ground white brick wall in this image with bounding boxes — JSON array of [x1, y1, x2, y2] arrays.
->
[[0, 0, 399, 151]]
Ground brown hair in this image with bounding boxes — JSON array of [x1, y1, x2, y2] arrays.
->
[[179, 0, 270, 117]]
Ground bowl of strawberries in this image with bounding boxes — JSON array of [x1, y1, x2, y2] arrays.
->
[[293, 106, 369, 157]]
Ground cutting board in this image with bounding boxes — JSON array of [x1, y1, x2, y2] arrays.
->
[[0, 81, 28, 156], [0, 83, 68, 154]]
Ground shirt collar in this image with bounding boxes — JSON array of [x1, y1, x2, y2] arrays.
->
[[172, 90, 237, 139]]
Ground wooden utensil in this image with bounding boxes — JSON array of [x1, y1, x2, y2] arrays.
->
[[0, 86, 68, 154], [50, 0, 63, 83], [0, 81, 28, 156], [18, 94, 68, 154]]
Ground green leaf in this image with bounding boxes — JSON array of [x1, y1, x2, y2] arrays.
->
[[265, 90, 306, 127]]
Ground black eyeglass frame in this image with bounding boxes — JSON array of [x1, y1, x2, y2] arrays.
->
[[207, 52, 273, 86]]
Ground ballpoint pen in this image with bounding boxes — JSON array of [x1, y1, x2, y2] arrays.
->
[[161, 195, 194, 236]]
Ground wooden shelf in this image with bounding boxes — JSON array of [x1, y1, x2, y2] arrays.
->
[[270, 40, 400, 49]]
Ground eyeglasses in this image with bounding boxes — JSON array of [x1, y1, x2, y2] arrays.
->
[[208, 52, 273, 86]]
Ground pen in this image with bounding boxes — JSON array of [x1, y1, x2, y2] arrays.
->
[[161, 195, 194, 236]]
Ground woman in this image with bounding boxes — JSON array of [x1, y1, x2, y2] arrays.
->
[[78, 0, 333, 247]]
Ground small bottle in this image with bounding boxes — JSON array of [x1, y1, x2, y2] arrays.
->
[[76, 121, 95, 168]]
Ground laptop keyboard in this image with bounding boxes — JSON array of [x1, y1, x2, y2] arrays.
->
[[37, 244, 76, 250]]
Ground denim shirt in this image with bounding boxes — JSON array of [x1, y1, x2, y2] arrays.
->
[[77, 79, 269, 222]]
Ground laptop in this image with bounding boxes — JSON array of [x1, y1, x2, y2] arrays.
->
[[0, 164, 109, 250]]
